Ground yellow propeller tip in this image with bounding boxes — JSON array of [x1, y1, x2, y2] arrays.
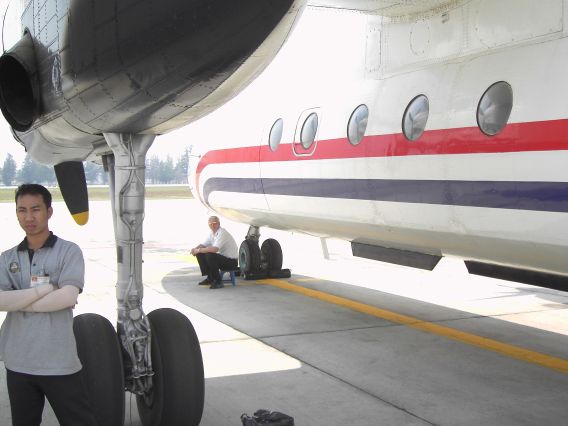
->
[[72, 211, 89, 226]]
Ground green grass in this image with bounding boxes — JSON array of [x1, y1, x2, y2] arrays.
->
[[0, 185, 193, 203]]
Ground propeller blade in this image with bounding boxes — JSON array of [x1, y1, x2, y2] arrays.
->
[[54, 161, 89, 225]]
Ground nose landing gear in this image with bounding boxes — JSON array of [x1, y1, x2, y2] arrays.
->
[[238, 226, 291, 280]]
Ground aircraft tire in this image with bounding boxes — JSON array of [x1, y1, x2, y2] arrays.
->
[[261, 238, 283, 271], [73, 313, 125, 426], [239, 240, 261, 275], [136, 308, 204, 426]]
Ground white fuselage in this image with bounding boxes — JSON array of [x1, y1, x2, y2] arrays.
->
[[187, 0, 568, 277]]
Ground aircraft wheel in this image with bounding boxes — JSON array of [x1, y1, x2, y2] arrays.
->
[[261, 238, 283, 271], [137, 308, 204, 426], [73, 313, 125, 426], [239, 240, 261, 275]]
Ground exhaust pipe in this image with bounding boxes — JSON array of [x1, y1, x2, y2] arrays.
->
[[0, 31, 39, 131]]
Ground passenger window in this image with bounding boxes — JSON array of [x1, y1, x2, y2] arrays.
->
[[293, 109, 320, 156], [300, 113, 318, 149], [402, 95, 429, 141], [269, 118, 283, 152], [477, 81, 513, 136], [347, 104, 368, 146]]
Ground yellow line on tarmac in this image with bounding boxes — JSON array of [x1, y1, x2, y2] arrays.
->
[[259, 278, 568, 375]]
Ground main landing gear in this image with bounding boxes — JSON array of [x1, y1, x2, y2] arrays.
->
[[72, 133, 204, 426], [238, 225, 291, 280]]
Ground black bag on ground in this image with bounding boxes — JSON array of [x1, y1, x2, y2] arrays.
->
[[241, 409, 294, 425]]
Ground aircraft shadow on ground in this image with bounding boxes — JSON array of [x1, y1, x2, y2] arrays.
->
[[160, 266, 568, 357], [159, 266, 568, 426]]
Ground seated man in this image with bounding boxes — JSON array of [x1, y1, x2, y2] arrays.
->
[[190, 216, 238, 289]]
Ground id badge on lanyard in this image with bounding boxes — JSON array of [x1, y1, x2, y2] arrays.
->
[[31, 273, 50, 287]]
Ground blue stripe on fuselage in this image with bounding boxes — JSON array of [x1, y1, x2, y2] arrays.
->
[[203, 178, 568, 213]]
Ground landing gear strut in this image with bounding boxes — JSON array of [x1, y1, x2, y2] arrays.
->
[[74, 133, 204, 426], [239, 226, 290, 279]]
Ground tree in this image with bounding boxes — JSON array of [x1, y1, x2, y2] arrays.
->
[[2, 154, 17, 186], [17, 155, 56, 185], [146, 155, 161, 184], [158, 156, 175, 184], [174, 148, 190, 184], [84, 161, 106, 184]]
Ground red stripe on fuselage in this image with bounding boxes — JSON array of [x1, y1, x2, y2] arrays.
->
[[195, 119, 568, 202]]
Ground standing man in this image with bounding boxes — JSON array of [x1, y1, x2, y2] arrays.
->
[[190, 215, 238, 289], [0, 184, 97, 426]]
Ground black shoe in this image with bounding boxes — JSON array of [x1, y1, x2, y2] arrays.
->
[[198, 278, 211, 286], [209, 281, 224, 289]]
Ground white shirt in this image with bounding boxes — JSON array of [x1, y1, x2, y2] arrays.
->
[[202, 227, 238, 259]]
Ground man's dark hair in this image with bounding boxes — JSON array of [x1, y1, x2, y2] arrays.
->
[[15, 184, 52, 208]]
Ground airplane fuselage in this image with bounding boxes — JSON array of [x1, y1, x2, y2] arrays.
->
[[189, 1, 568, 282]]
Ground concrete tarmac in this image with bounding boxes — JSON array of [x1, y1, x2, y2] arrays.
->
[[0, 199, 567, 425]]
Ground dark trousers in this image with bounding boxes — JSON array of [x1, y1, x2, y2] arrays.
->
[[6, 369, 97, 426], [196, 252, 238, 283]]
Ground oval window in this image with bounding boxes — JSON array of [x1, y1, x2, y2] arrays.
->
[[300, 113, 318, 149], [402, 94, 429, 141], [477, 81, 513, 136], [347, 104, 368, 146], [269, 118, 283, 152]]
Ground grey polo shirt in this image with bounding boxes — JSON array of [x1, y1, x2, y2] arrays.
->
[[0, 233, 85, 375]]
